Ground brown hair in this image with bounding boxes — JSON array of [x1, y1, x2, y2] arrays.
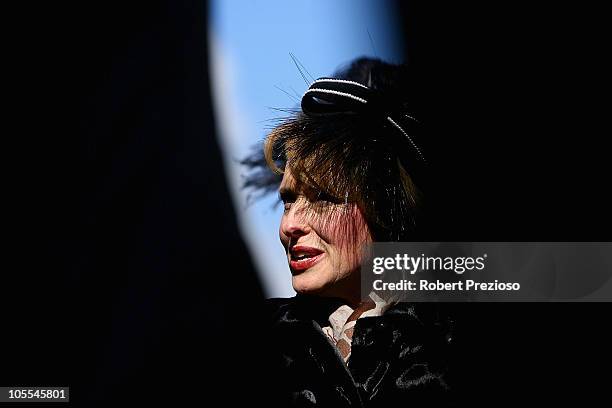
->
[[244, 57, 427, 242]]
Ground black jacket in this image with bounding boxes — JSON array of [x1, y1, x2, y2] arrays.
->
[[266, 295, 459, 407]]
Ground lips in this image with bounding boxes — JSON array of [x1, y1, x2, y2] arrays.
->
[[289, 245, 324, 272]]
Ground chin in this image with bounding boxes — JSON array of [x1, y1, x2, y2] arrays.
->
[[291, 267, 331, 296]]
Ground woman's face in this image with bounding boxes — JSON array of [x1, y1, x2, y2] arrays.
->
[[279, 166, 372, 305]]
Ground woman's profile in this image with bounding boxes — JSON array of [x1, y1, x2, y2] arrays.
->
[[244, 57, 456, 407]]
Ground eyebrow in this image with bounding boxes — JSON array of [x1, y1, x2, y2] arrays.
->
[[278, 187, 297, 202]]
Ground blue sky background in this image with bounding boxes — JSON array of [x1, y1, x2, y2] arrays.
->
[[209, 0, 404, 297]]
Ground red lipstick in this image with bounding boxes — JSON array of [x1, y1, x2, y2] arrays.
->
[[289, 245, 324, 272]]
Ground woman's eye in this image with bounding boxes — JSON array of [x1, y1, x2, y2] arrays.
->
[[317, 192, 342, 205], [279, 190, 298, 212]]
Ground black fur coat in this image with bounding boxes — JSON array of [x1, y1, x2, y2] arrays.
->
[[266, 295, 459, 407]]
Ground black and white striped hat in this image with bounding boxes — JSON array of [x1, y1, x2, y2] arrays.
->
[[301, 77, 425, 163]]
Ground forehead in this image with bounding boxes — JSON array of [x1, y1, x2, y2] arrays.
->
[[279, 166, 304, 194], [279, 166, 295, 189], [279, 166, 321, 198]]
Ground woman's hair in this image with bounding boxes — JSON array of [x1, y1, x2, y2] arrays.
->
[[243, 57, 428, 242]]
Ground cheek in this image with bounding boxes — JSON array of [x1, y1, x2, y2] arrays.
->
[[313, 206, 371, 276], [313, 205, 370, 245]]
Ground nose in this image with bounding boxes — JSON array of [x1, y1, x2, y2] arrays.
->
[[280, 201, 310, 243]]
